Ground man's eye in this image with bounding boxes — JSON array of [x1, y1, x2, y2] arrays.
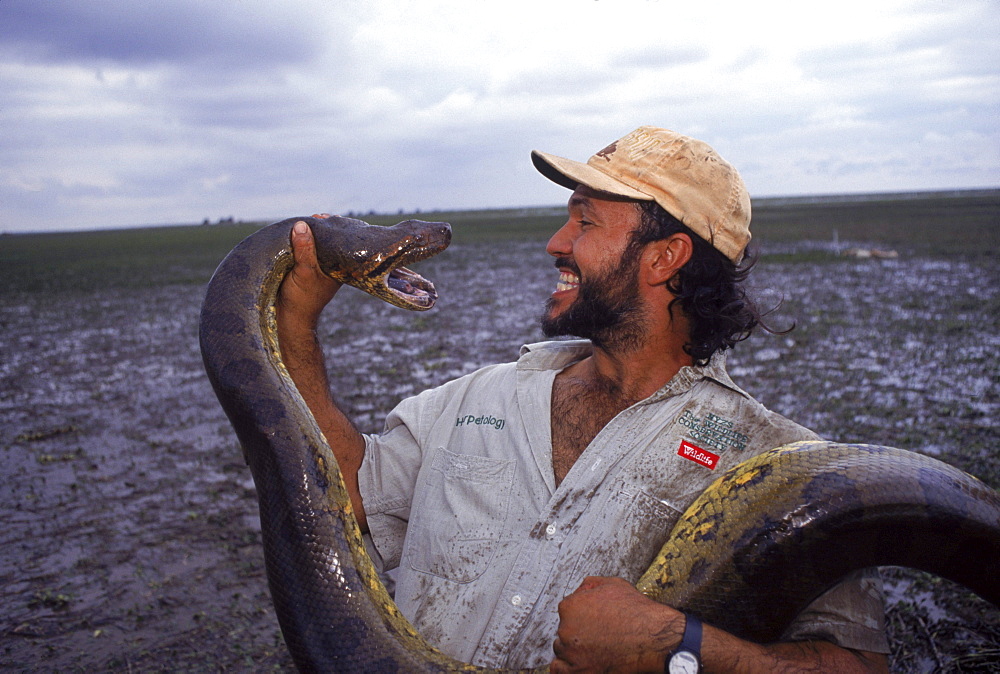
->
[[579, 219, 593, 228]]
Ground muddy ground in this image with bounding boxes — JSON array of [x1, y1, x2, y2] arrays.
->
[[1, 233, 998, 672]]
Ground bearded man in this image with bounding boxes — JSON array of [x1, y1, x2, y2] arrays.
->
[[275, 127, 890, 672]]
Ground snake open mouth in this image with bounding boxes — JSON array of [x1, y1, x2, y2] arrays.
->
[[386, 267, 438, 309], [310, 216, 450, 312]]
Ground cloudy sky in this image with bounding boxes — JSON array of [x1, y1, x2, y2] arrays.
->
[[1, 0, 997, 233]]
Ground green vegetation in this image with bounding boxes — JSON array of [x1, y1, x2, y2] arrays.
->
[[365, 207, 566, 243], [3, 190, 994, 295], [749, 191, 1000, 256], [366, 190, 1000, 255], [0, 222, 263, 294]]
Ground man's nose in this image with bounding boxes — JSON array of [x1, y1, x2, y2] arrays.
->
[[546, 221, 572, 258]]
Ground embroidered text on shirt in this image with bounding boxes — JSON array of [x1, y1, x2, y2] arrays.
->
[[677, 409, 748, 452], [455, 414, 506, 431]]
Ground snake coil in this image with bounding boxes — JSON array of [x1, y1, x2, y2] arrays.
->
[[200, 216, 1000, 672]]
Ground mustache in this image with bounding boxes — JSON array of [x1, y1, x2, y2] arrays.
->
[[553, 257, 581, 277]]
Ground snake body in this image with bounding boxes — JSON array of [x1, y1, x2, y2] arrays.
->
[[200, 217, 1000, 672], [636, 441, 1000, 643]]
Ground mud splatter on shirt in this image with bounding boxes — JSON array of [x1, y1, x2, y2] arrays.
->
[[360, 340, 888, 668]]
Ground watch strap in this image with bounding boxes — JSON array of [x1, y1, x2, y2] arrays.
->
[[666, 613, 703, 673], [678, 613, 702, 656]]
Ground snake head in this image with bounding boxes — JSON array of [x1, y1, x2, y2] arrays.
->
[[310, 216, 452, 311]]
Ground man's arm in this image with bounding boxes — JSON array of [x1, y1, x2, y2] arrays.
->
[[550, 576, 888, 674], [275, 219, 370, 532]]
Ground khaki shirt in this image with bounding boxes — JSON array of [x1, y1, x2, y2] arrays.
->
[[359, 340, 888, 668]]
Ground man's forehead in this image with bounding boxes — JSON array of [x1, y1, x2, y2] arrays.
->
[[569, 184, 641, 204], [568, 186, 644, 219]]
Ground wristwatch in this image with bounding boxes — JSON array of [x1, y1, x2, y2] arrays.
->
[[666, 613, 702, 674]]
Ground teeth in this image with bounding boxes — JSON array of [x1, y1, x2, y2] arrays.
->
[[556, 271, 579, 292]]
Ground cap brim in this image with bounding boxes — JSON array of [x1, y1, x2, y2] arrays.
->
[[531, 150, 651, 201]]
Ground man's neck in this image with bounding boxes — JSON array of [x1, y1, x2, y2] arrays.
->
[[578, 329, 694, 402], [549, 335, 693, 487]]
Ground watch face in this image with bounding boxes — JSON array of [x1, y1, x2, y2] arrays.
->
[[668, 650, 700, 674]]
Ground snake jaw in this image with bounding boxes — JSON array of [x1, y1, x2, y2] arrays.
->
[[364, 231, 444, 310], [386, 267, 438, 309], [373, 229, 443, 310], [312, 217, 451, 312]]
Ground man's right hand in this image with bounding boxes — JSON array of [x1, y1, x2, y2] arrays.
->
[[274, 215, 370, 533], [276, 218, 341, 332]]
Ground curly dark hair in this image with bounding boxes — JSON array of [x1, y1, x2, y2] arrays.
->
[[631, 201, 783, 365]]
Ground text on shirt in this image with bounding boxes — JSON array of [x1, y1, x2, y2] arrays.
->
[[677, 440, 720, 469], [677, 409, 748, 452], [455, 414, 506, 431]]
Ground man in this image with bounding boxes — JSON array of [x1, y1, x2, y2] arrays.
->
[[276, 127, 890, 672]]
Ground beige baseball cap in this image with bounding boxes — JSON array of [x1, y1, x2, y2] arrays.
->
[[531, 126, 751, 263]]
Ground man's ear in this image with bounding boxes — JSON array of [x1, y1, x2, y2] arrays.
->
[[643, 233, 693, 286]]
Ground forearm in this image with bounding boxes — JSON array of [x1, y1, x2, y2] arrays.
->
[[701, 624, 888, 674], [551, 577, 887, 674], [274, 218, 371, 531], [275, 302, 370, 531]]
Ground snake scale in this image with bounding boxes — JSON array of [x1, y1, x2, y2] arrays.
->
[[200, 215, 1000, 672]]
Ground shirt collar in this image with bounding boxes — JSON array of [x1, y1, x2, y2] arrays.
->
[[517, 340, 749, 401], [518, 339, 592, 371], [646, 350, 750, 403]]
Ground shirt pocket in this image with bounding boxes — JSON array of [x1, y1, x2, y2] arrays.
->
[[572, 487, 682, 583], [406, 447, 515, 583], [625, 490, 684, 576]]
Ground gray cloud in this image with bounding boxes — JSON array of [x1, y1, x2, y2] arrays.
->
[[0, 0, 327, 67], [0, 0, 996, 232]]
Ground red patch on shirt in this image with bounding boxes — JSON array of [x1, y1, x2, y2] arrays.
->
[[678, 440, 719, 469]]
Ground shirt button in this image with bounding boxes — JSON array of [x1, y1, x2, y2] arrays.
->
[[545, 524, 557, 538], [511, 595, 522, 606]]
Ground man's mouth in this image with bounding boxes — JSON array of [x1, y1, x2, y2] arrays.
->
[[556, 270, 580, 293]]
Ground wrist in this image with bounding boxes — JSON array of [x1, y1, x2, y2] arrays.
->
[[275, 280, 341, 337], [275, 298, 325, 336], [637, 605, 687, 673], [665, 614, 702, 674]]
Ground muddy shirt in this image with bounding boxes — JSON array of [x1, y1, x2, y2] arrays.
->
[[359, 340, 889, 668]]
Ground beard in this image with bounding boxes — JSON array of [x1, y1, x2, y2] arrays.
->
[[540, 250, 647, 353]]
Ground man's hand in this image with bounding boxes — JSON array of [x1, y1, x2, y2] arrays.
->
[[273, 214, 370, 532], [551, 576, 890, 674], [551, 576, 682, 673], [276, 216, 341, 332]]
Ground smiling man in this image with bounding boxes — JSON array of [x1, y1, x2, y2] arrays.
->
[[276, 127, 890, 672]]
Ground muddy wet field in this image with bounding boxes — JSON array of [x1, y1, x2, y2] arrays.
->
[[1, 206, 998, 672]]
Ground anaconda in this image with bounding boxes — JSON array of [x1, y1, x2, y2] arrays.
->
[[199, 215, 1000, 672]]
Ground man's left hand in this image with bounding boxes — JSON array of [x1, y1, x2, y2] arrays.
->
[[550, 576, 684, 673]]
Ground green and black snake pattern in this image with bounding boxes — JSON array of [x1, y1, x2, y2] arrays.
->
[[200, 215, 1000, 672]]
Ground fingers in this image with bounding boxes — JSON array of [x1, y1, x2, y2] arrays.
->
[[553, 576, 674, 672], [277, 220, 340, 331], [287, 220, 339, 293], [558, 577, 598, 621], [550, 638, 572, 674], [290, 220, 320, 268]]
